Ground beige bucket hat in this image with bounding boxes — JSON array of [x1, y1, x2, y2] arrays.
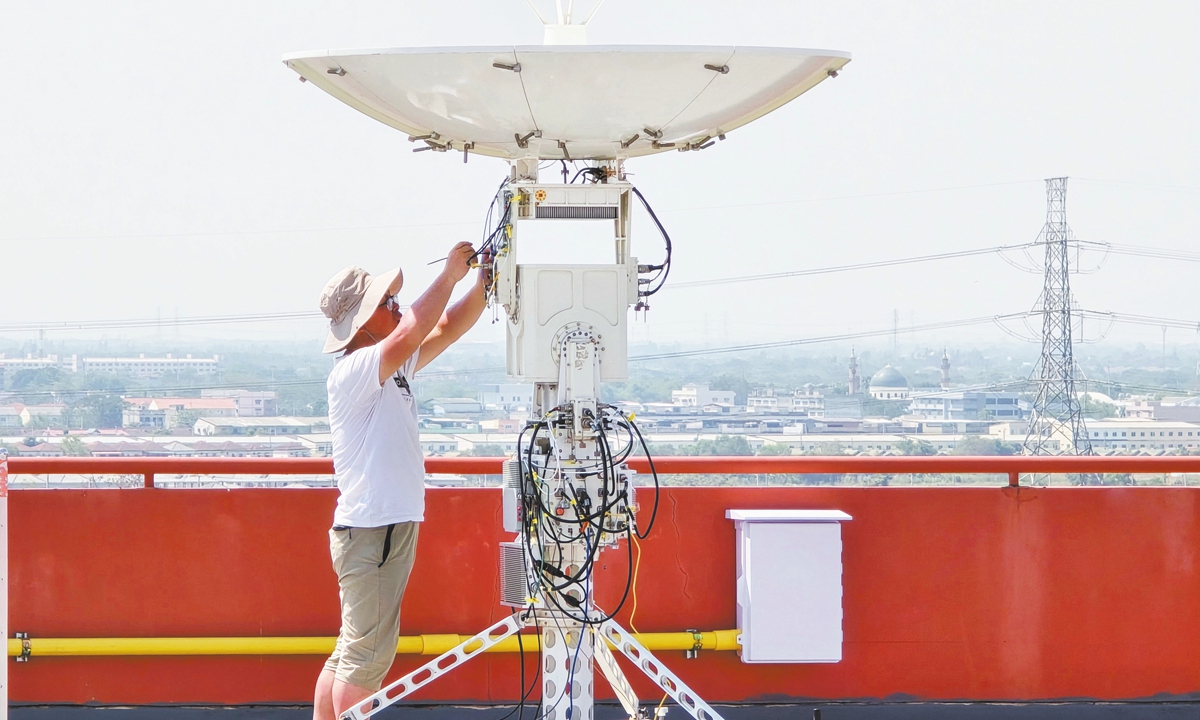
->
[[319, 265, 403, 354]]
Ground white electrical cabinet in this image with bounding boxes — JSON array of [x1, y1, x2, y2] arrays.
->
[[726, 509, 852, 663]]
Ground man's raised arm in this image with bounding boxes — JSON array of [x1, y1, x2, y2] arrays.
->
[[377, 241, 473, 384], [415, 259, 490, 372]]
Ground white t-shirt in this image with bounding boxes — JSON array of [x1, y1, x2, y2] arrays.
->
[[327, 343, 424, 527]]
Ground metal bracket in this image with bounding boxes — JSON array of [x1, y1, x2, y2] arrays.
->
[[599, 620, 725, 720], [15, 632, 31, 662], [685, 629, 702, 659], [339, 614, 525, 720]]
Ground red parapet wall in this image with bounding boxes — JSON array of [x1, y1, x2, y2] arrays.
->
[[10, 481, 1200, 704]]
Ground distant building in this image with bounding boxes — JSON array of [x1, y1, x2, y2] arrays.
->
[[1123, 397, 1200, 423], [11, 442, 64, 457], [868, 366, 909, 400], [200, 389, 278, 417], [0, 405, 23, 429], [823, 395, 864, 420], [123, 397, 238, 429], [1084, 418, 1200, 451], [746, 387, 782, 411], [791, 384, 825, 415], [193, 417, 326, 436], [81, 354, 220, 378], [427, 398, 483, 415], [909, 391, 1021, 421], [0, 353, 79, 377], [479, 384, 533, 414], [17, 404, 67, 428], [671, 384, 736, 407], [940, 350, 952, 390]]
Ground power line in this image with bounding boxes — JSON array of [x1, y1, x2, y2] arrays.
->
[[669, 239, 1200, 291], [661, 180, 1042, 213], [1078, 240, 1200, 263], [0, 220, 476, 243], [629, 314, 1029, 361], [0, 310, 326, 333], [1073, 178, 1200, 193], [668, 244, 1032, 289], [1078, 310, 1200, 332]]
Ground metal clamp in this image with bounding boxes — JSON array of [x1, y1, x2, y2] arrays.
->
[[16, 632, 31, 662], [685, 629, 702, 659]]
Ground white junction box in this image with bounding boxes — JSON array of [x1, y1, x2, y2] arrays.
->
[[726, 509, 852, 663]]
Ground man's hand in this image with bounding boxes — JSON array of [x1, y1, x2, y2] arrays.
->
[[442, 242, 475, 284], [475, 249, 495, 290]]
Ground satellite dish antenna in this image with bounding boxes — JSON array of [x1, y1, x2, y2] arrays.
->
[[287, 16, 850, 720], [524, 0, 604, 44]]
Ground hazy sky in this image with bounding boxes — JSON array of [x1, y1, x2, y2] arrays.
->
[[2, 1, 1197, 352]]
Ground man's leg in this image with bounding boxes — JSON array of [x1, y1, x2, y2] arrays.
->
[[314, 667, 337, 720], [328, 524, 420, 715], [332, 677, 376, 717]]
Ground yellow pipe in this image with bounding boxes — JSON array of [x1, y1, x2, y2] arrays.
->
[[7, 630, 740, 658]]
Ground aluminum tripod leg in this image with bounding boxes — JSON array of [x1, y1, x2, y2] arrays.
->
[[598, 620, 725, 720], [340, 613, 524, 720], [592, 627, 639, 719]]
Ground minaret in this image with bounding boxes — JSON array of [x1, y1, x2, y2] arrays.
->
[[849, 348, 860, 395], [940, 349, 951, 390]]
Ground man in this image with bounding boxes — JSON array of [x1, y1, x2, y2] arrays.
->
[[313, 241, 483, 720]]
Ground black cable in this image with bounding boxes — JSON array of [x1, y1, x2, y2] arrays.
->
[[494, 609, 536, 720], [516, 407, 650, 626], [628, 419, 660, 539], [631, 186, 672, 297]]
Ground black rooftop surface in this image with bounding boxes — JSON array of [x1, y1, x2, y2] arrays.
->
[[13, 703, 1200, 720]]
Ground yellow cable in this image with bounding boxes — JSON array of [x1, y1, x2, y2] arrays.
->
[[628, 533, 643, 633]]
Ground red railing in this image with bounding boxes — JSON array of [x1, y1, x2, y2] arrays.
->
[[8, 455, 1200, 488]]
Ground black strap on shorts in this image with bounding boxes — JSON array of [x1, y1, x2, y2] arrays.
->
[[378, 523, 396, 568]]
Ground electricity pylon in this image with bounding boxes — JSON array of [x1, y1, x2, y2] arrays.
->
[[1024, 177, 1093, 456]]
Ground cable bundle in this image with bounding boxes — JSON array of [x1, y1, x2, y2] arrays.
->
[[516, 405, 659, 626]]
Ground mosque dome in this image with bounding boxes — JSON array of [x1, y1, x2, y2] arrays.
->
[[869, 365, 908, 389]]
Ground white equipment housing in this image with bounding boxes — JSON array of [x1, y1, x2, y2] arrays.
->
[[500, 179, 637, 382]]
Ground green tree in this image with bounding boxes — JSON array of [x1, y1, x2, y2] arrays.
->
[[174, 410, 201, 430], [679, 435, 753, 456], [60, 437, 92, 456], [1079, 394, 1117, 419], [69, 393, 127, 429], [709, 374, 752, 405], [803, 441, 846, 456], [895, 438, 936, 456], [10, 367, 65, 392], [951, 435, 1018, 456], [463, 443, 508, 457], [756, 442, 793, 456]]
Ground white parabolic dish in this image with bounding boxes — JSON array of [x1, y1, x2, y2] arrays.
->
[[283, 46, 850, 161]]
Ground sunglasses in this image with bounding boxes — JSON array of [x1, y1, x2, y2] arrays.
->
[[381, 295, 402, 315]]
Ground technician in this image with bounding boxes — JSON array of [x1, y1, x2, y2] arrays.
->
[[312, 241, 484, 720]]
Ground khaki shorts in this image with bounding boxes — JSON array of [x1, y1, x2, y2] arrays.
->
[[323, 522, 419, 690]]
